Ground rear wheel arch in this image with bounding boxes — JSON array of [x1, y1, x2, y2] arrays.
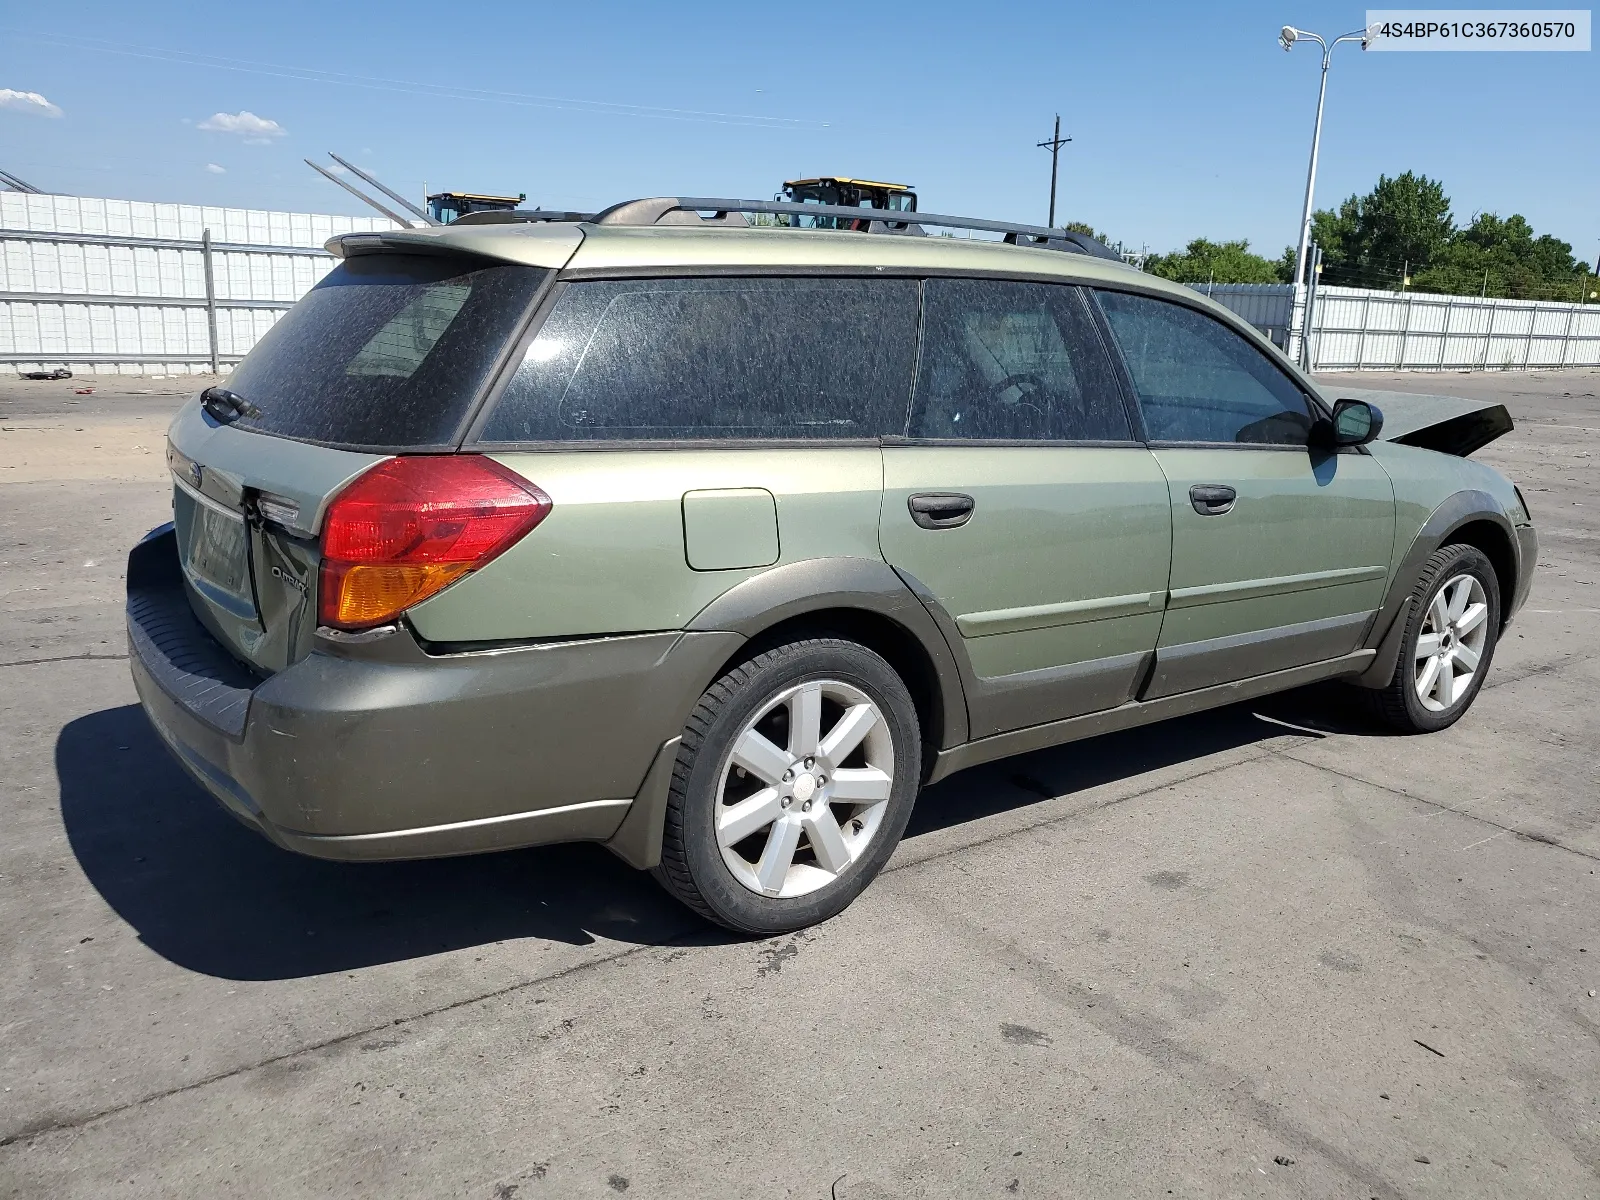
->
[[685, 557, 970, 758], [716, 607, 947, 774]]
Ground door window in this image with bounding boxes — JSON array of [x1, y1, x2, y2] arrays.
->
[[910, 280, 1131, 441], [480, 276, 919, 442], [1096, 290, 1315, 445]]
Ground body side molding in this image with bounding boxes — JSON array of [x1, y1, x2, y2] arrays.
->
[[1167, 565, 1387, 609], [955, 591, 1164, 637], [1144, 610, 1374, 699], [928, 649, 1376, 784]]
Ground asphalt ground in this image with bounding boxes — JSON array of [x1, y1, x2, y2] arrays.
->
[[2, 369, 1597, 1198]]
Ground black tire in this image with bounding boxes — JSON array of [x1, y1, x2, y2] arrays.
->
[[653, 638, 922, 934], [1364, 543, 1501, 734]]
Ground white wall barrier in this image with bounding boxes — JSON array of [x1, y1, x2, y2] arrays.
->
[[1192, 280, 1600, 372], [0, 191, 394, 376], [8, 193, 1596, 376]]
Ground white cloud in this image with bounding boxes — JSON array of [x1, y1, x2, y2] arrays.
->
[[197, 110, 286, 143], [205, 163, 226, 174], [0, 88, 63, 118]]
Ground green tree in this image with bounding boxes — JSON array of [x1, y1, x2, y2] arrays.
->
[[1145, 238, 1283, 285], [1355, 171, 1454, 271], [1299, 172, 1583, 299], [1309, 193, 1360, 277], [1309, 172, 1452, 286], [1414, 212, 1585, 300], [1062, 220, 1107, 242]]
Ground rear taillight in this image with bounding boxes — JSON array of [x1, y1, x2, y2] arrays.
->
[[318, 456, 551, 631]]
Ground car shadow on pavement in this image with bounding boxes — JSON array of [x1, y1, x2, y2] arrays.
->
[[58, 687, 1377, 982], [904, 682, 1373, 839], [56, 705, 710, 982]]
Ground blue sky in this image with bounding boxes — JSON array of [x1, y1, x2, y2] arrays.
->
[[2, 2, 1595, 263]]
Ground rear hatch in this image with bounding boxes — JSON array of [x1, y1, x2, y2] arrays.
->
[[163, 242, 562, 674]]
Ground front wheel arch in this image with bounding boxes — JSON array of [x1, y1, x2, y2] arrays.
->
[[1442, 519, 1516, 631]]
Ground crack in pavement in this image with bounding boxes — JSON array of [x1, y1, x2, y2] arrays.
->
[[1482, 652, 1586, 691], [1282, 753, 1600, 865], [0, 652, 128, 669], [0, 930, 703, 1150]]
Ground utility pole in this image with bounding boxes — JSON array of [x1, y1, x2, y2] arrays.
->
[[1036, 115, 1071, 229]]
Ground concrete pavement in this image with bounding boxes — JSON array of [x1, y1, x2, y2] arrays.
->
[[2, 370, 1597, 1198]]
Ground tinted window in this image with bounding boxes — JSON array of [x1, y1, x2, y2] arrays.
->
[[225, 254, 547, 449], [480, 277, 919, 442], [912, 280, 1130, 441], [1097, 291, 1315, 445]]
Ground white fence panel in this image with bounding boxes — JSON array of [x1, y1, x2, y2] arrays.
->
[[1193, 280, 1600, 372], [1, 191, 395, 374]]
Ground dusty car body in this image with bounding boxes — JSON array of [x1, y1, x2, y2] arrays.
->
[[128, 199, 1537, 931]]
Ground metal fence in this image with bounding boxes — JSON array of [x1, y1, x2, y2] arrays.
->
[[10, 191, 1599, 376], [0, 191, 394, 375], [1193, 281, 1600, 372]]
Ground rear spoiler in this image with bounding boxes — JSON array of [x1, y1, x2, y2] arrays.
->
[[1332, 388, 1514, 458]]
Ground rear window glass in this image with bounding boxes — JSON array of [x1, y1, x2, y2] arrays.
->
[[224, 254, 547, 449], [478, 276, 920, 442]]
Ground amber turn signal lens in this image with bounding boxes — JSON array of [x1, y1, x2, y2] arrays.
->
[[320, 562, 473, 629], [318, 456, 551, 631]]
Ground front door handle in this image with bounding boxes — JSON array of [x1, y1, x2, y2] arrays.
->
[[908, 492, 976, 529], [1189, 484, 1237, 516]]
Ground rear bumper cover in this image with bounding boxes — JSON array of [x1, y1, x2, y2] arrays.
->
[[127, 528, 739, 860]]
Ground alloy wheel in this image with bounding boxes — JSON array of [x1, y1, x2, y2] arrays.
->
[[1414, 572, 1490, 712], [714, 679, 895, 898]]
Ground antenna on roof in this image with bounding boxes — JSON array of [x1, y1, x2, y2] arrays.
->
[[327, 153, 438, 226], [304, 154, 432, 228], [0, 168, 44, 194]]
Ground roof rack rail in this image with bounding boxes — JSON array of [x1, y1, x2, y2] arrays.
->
[[589, 196, 1124, 261]]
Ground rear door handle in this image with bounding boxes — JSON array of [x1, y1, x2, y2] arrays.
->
[[1189, 484, 1237, 516], [908, 492, 975, 529]]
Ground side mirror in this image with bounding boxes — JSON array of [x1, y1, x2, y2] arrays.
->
[[1317, 399, 1384, 447]]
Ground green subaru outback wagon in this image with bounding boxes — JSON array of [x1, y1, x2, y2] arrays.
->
[[128, 196, 1537, 933]]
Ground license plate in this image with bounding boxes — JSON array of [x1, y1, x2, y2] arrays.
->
[[173, 482, 257, 619]]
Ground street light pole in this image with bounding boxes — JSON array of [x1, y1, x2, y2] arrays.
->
[[1036, 114, 1072, 229], [1281, 25, 1371, 288]]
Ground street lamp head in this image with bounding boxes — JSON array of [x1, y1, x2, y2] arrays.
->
[[1280, 25, 1300, 51]]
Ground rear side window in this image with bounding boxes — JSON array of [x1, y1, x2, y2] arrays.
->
[[225, 254, 547, 450], [912, 279, 1131, 441], [1096, 290, 1315, 445], [479, 277, 920, 442]]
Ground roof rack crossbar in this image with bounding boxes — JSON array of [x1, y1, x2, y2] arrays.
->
[[599, 197, 1121, 261]]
